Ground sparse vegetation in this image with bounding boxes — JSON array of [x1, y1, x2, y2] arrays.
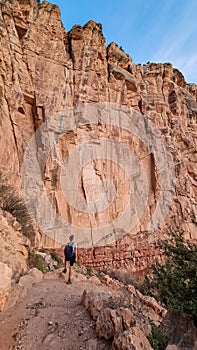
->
[[0, 172, 35, 241], [76, 264, 95, 277], [148, 323, 168, 350], [29, 250, 48, 274], [29, 249, 64, 272], [108, 287, 133, 310], [38, 248, 49, 254], [76, 259, 81, 266], [50, 251, 63, 266], [107, 269, 144, 290], [86, 265, 94, 276], [144, 233, 197, 325]]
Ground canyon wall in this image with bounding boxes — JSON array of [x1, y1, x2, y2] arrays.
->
[[0, 0, 196, 271]]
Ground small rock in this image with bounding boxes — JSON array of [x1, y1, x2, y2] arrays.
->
[[88, 276, 102, 285], [86, 338, 97, 350], [102, 275, 112, 285]]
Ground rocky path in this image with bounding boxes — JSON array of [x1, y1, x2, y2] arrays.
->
[[0, 273, 112, 350]]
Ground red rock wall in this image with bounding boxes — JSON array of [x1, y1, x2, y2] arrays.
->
[[0, 0, 196, 271]]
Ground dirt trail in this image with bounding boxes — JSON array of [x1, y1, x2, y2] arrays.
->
[[0, 273, 112, 350]]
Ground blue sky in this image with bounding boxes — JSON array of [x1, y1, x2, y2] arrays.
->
[[46, 0, 197, 83]]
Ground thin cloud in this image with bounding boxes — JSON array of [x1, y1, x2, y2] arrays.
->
[[170, 54, 197, 83], [151, 1, 197, 83], [50, 0, 197, 83]]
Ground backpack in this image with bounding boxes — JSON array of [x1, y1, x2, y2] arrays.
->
[[65, 243, 74, 259]]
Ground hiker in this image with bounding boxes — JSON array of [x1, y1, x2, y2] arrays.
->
[[63, 235, 77, 284]]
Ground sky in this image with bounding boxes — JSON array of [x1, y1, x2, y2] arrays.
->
[[45, 0, 197, 83]]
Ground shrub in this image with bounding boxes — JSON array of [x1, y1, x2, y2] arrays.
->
[[38, 248, 49, 254], [148, 324, 168, 350], [0, 172, 35, 241], [29, 250, 48, 273], [144, 233, 197, 324], [86, 266, 94, 276]]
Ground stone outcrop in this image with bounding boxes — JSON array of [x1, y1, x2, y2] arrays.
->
[[162, 310, 197, 350], [0, 267, 43, 312], [81, 286, 158, 349], [81, 277, 197, 349], [0, 208, 30, 311], [81, 273, 167, 345], [0, 0, 196, 271], [96, 307, 136, 339], [81, 289, 112, 320], [0, 209, 30, 276], [112, 327, 154, 350], [0, 262, 12, 311]]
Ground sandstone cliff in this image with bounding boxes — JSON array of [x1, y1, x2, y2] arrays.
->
[[0, 0, 196, 271], [0, 208, 30, 311]]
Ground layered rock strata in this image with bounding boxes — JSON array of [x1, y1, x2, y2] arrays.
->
[[0, 0, 196, 271]]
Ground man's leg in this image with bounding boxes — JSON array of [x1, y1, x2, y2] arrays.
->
[[68, 266, 72, 280], [67, 259, 73, 284], [62, 256, 67, 273]]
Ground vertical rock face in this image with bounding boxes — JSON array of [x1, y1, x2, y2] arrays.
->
[[0, 262, 12, 311], [0, 0, 196, 271], [0, 209, 30, 275]]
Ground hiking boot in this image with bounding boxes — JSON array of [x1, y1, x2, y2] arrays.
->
[[62, 268, 67, 273], [67, 279, 72, 284]]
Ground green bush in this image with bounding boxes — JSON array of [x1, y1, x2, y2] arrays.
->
[[38, 248, 49, 254], [29, 250, 48, 273], [144, 233, 197, 323], [148, 324, 168, 350]]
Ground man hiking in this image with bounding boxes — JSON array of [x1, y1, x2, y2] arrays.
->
[[63, 235, 77, 284]]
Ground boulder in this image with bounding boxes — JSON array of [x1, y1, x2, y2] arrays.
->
[[18, 274, 34, 289], [28, 268, 43, 283], [162, 310, 197, 350], [96, 307, 136, 340], [81, 289, 112, 320]]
